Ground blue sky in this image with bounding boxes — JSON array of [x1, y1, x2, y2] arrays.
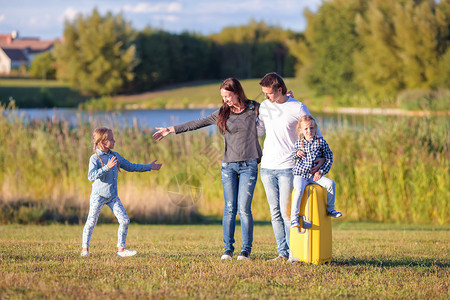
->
[[0, 0, 322, 40]]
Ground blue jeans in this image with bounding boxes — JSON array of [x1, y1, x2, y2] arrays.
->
[[260, 168, 293, 257], [292, 175, 336, 219], [221, 159, 258, 254], [82, 195, 130, 249]]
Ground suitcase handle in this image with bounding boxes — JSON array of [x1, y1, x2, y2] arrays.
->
[[296, 215, 312, 234]]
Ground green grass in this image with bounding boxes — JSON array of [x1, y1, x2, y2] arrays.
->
[[0, 223, 448, 299], [0, 78, 87, 108], [2, 78, 449, 111], [0, 77, 328, 110], [83, 78, 331, 110], [0, 79, 67, 88]]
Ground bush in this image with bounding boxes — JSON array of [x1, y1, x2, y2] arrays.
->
[[397, 89, 450, 111]]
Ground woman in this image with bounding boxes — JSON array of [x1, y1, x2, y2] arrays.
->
[[152, 78, 261, 260]]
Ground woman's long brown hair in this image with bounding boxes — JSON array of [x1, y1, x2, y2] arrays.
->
[[217, 78, 249, 134]]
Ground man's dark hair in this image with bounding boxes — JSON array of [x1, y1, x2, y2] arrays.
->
[[259, 72, 287, 95]]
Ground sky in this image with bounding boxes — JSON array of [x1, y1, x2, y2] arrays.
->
[[0, 0, 322, 40]]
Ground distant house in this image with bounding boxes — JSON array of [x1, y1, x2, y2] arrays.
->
[[0, 31, 55, 74]]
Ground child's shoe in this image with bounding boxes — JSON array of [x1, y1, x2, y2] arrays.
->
[[80, 250, 89, 257], [291, 218, 300, 228], [328, 210, 343, 218], [117, 249, 138, 257]]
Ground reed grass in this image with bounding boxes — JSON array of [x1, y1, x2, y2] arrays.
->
[[0, 103, 448, 224]]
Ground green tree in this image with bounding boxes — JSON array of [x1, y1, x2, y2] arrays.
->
[[435, 0, 450, 89], [355, 0, 450, 97], [29, 51, 56, 79], [210, 20, 296, 78], [300, 0, 365, 96], [133, 29, 173, 90], [54, 9, 137, 96], [133, 29, 219, 90], [354, 0, 403, 98]]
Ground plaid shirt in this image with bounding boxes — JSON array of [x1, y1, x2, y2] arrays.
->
[[291, 136, 333, 178]]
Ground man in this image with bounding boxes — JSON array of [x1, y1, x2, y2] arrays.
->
[[258, 72, 323, 261]]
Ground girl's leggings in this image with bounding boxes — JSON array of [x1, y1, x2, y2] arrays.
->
[[291, 175, 336, 220], [82, 194, 130, 249]]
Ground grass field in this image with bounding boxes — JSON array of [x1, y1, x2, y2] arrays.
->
[[89, 78, 331, 111], [0, 223, 448, 299], [2, 77, 448, 111], [0, 78, 87, 108], [0, 77, 328, 110], [5, 77, 329, 111]]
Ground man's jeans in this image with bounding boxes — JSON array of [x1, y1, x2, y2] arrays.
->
[[260, 168, 293, 258], [221, 159, 258, 254]]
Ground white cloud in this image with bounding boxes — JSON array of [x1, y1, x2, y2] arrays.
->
[[62, 7, 80, 22], [0, 14, 5, 23], [153, 15, 179, 22], [123, 2, 182, 13], [167, 3, 182, 13]]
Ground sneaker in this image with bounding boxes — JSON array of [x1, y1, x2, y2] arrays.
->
[[268, 255, 289, 262], [80, 251, 89, 257], [290, 220, 300, 228], [117, 249, 138, 257], [328, 210, 343, 218], [237, 251, 250, 261], [221, 250, 233, 260]]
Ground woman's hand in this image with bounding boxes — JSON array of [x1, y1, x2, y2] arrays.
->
[[152, 127, 174, 141], [311, 157, 325, 174], [150, 160, 162, 171], [107, 156, 117, 169]]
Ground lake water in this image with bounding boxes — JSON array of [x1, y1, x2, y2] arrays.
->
[[11, 108, 219, 129], [5, 107, 403, 132]]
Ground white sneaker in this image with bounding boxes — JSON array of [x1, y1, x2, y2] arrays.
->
[[237, 251, 250, 261], [221, 250, 233, 260], [268, 255, 288, 262], [117, 249, 138, 257], [80, 251, 89, 257]]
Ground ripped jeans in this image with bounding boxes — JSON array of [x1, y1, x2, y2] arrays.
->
[[82, 194, 130, 249], [221, 159, 258, 254]]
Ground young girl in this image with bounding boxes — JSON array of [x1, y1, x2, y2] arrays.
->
[[290, 116, 342, 228], [81, 127, 162, 257]]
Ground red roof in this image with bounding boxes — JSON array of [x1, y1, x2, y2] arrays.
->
[[0, 39, 54, 52], [0, 34, 13, 44], [0, 33, 55, 52]]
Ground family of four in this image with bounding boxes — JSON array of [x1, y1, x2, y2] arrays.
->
[[80, 72, 341, 259]]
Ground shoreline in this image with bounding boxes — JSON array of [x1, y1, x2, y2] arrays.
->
[[8, 104, 450, 116], [319, 107, 450, 117]]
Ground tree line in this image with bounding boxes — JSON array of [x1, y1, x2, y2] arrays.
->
[[34, 10, 297, 96], [31, 0, 449, 103], [294, 0, 450, 102]]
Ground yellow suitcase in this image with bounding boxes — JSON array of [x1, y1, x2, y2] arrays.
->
[[289, 184, 332, 265]]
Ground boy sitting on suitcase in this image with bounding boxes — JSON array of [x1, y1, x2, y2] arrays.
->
[[291, 115, 342, 228]]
